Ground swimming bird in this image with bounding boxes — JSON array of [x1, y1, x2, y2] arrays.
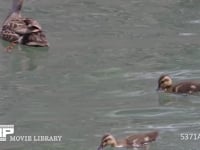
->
[[157, 75, 200, 94], [97, 131, 158, 150], [0, 0, 49, 49]]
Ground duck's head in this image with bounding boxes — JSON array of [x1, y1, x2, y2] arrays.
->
[[157, 75, 173, 91], [97, 134, 117, 150], [12, 0, 24, 13], [3, 0, 24, 25]]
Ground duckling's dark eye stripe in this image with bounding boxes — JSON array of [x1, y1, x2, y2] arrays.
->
[[160, 80, 165, 84], [104, 139, 109, 142], [160, 79, 169, 84]]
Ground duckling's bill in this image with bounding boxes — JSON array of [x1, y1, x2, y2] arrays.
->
[[97, 145, 103, 150]]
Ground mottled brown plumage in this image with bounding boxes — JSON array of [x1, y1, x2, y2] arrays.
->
[[157, 75, 200, 94], [0, 0, 49, 47], [97, 131, 158, 150]]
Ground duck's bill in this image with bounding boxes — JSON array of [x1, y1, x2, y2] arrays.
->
[[97, 145, 103, 150], [156, 87, 160, 91]]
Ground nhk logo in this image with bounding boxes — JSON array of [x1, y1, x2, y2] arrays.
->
[[0, 125, 14, 141]]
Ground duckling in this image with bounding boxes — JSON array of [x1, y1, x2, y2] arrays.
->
[[0, 0, 49, 48], [97, 131, 158, 150], [157, 75, 200, 94]]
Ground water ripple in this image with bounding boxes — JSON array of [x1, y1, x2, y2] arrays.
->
[[107, 107, 195, 118], [179, 33, 197, 36], [188, 19, 200, 24], [123, 70, 200, 80]]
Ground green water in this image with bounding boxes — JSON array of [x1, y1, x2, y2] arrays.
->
[[1, 0, 200, 149]]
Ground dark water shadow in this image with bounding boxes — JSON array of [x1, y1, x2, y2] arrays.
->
[[178, 0, 200, 8], [0, 40, 49, 72], [157, 92, 200, 106]]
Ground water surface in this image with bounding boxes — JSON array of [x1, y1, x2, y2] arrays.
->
[[1, 0, 200, 149]]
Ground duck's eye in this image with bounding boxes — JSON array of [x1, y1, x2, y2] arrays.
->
[[160, 80, 165, 84], [104, 138, 111, 143], [160, 79, 169, 84]]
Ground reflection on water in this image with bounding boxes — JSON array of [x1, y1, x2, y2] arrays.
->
[[178, 0, 200, 7], [158, 92, 200, 106], [1, 41, 48, 72]]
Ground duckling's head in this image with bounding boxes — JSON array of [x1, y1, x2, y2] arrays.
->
[[97, 134, 117, 150], [157, 75, 173, 91]]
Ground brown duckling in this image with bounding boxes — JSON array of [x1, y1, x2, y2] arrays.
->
[[157, 75, 200, 94], [97, 131, 158, 150]]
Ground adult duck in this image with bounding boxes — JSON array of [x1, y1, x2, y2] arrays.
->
[[0, 0, 49, 48]]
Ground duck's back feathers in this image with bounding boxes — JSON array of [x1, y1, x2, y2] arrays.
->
[[0, 25, 21, 42], [22, 18, 43, 33], [126, 131, 158, 147], [172, 82, 200, 94], [22, 31, 49, 47]]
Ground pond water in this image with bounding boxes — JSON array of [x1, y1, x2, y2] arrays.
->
[[1, 0, 200, 149]]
